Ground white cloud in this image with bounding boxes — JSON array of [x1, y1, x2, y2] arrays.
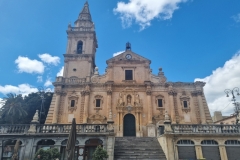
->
[[0, 84, 38, 96], [37, 76, 43, 82], [114, 0, 187, 30], [44, 79, 52, 87], [232, 13, 240, 23], [38, 53, 60, 66], [15, 56, 44, 74], [0, 98, 3, 108], [195, 51, 240, 116], [113, 51, 125, 57], [57, 66, 64, 77]]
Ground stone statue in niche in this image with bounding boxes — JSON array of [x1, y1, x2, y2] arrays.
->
[[118, 93, 124, 107], [127, 95, 131, 104], [135, 94, 140, 106]]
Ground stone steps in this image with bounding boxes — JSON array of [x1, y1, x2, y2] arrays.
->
[[114, 137, 167, 160]]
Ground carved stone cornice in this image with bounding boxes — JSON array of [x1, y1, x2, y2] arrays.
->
[[146, 90, 152, 95], [182, 107, 191, 113], [168, 90, 177, 96], [191, 90, 203, 96], [55, 90, 67, 96], [107, 90, 112, 95]]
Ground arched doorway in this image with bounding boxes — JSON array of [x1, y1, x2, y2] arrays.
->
[[123, 114, 136, 136]]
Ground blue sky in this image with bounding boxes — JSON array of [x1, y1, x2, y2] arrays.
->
[[0, 0, 240, 115]]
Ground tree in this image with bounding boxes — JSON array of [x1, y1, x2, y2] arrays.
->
[[34, 148, 60, 160], [0, 93, 27, 124], [22, 92, 53, 124], [92, 145, 108, 160], [0, 92, 53, 124]]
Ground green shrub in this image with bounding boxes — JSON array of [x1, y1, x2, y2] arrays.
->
[[92, 145, 108, 160], [34, 148, 60, 160]]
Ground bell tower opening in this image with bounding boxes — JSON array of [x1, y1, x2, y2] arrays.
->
[[77, 41, 83, 54]]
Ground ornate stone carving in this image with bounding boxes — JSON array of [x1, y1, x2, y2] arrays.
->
[[84, 85, 90, 95], [88, 113, 107, 124], [180, 91, 191, 113], [107, 85, 112, 95], [146, 85, 152, 95], [158, 68, 167, 83], [67, 91, 79, 113]]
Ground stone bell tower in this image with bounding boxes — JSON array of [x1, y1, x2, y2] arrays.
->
[[63, 1, 98, 79]]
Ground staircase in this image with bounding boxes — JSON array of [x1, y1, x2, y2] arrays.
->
[[114, 137, 167, 160]]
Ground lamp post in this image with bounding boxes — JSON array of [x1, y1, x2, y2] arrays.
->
[[224, 87, 240, 124], [37, 87, 52, 124]]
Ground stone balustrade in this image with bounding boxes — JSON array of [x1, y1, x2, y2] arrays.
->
[[70, 27, 94, 32], [0, 124, 30, 134], [171, 124, 240, 134], [0, 124, 108, 135], [55, 77, 86, 85], [37, 124, 107, 133]]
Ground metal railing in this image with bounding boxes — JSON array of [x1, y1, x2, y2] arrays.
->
[[171, 124, 240, 134]]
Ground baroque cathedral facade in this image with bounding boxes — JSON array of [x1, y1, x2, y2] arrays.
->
[[2, 2, 240, 160], [45, 1, 213, 137]]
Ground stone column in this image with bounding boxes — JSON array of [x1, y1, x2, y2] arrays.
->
[[136, 112, 140, 137], [83, 91, 90, 123], [52, 92, 61, 124], [146, 85, 152, 124], [218, 140, 228, 160], [107, 84, 113, 121], [195, 140, 203, 159], [197, 91, 206, 124], [168, 91, 176, 124]]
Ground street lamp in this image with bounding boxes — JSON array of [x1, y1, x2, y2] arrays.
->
[[224, 87, 240, 124], [37, 86, 52, 124]]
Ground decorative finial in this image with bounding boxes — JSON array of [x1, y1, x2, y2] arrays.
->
[[126, 42, 131, 51], [94, 67, 99, 75], [31, 110, 39, 123]]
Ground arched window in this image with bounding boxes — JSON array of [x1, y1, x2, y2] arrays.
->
[[77, 41, 83, 54], [3, 140, 22, 159], [177, 140, 194, 145], [36, 139, 55, 151], [225, 140, 240, 145], [201, 140, 220, 159], [177, 140, 196, 160], [60, 140, 80, 160], [201, 140, 218, 145]]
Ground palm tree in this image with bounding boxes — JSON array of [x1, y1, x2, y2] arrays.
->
[[1, 93, 27, 124]]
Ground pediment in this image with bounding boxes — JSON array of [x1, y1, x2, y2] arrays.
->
[[106, 50, 151, 64]]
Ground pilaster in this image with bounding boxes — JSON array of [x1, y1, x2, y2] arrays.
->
[[52, 91, 61, 124]]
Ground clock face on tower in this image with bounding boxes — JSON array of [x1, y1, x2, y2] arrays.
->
[[125, 54, 132, 59]]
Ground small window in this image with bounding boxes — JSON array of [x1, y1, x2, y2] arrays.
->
[[77, 41, 83, 54], [73, 68, 76, 71], [96, 99, 101, 107], [71, 100, 75, 107], [125, 70, 133, 80], [183, 101, 188, 108], [158, 99, 163, 107]]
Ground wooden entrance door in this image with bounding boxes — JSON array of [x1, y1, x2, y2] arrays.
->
[[123, 114, 136, 136]]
